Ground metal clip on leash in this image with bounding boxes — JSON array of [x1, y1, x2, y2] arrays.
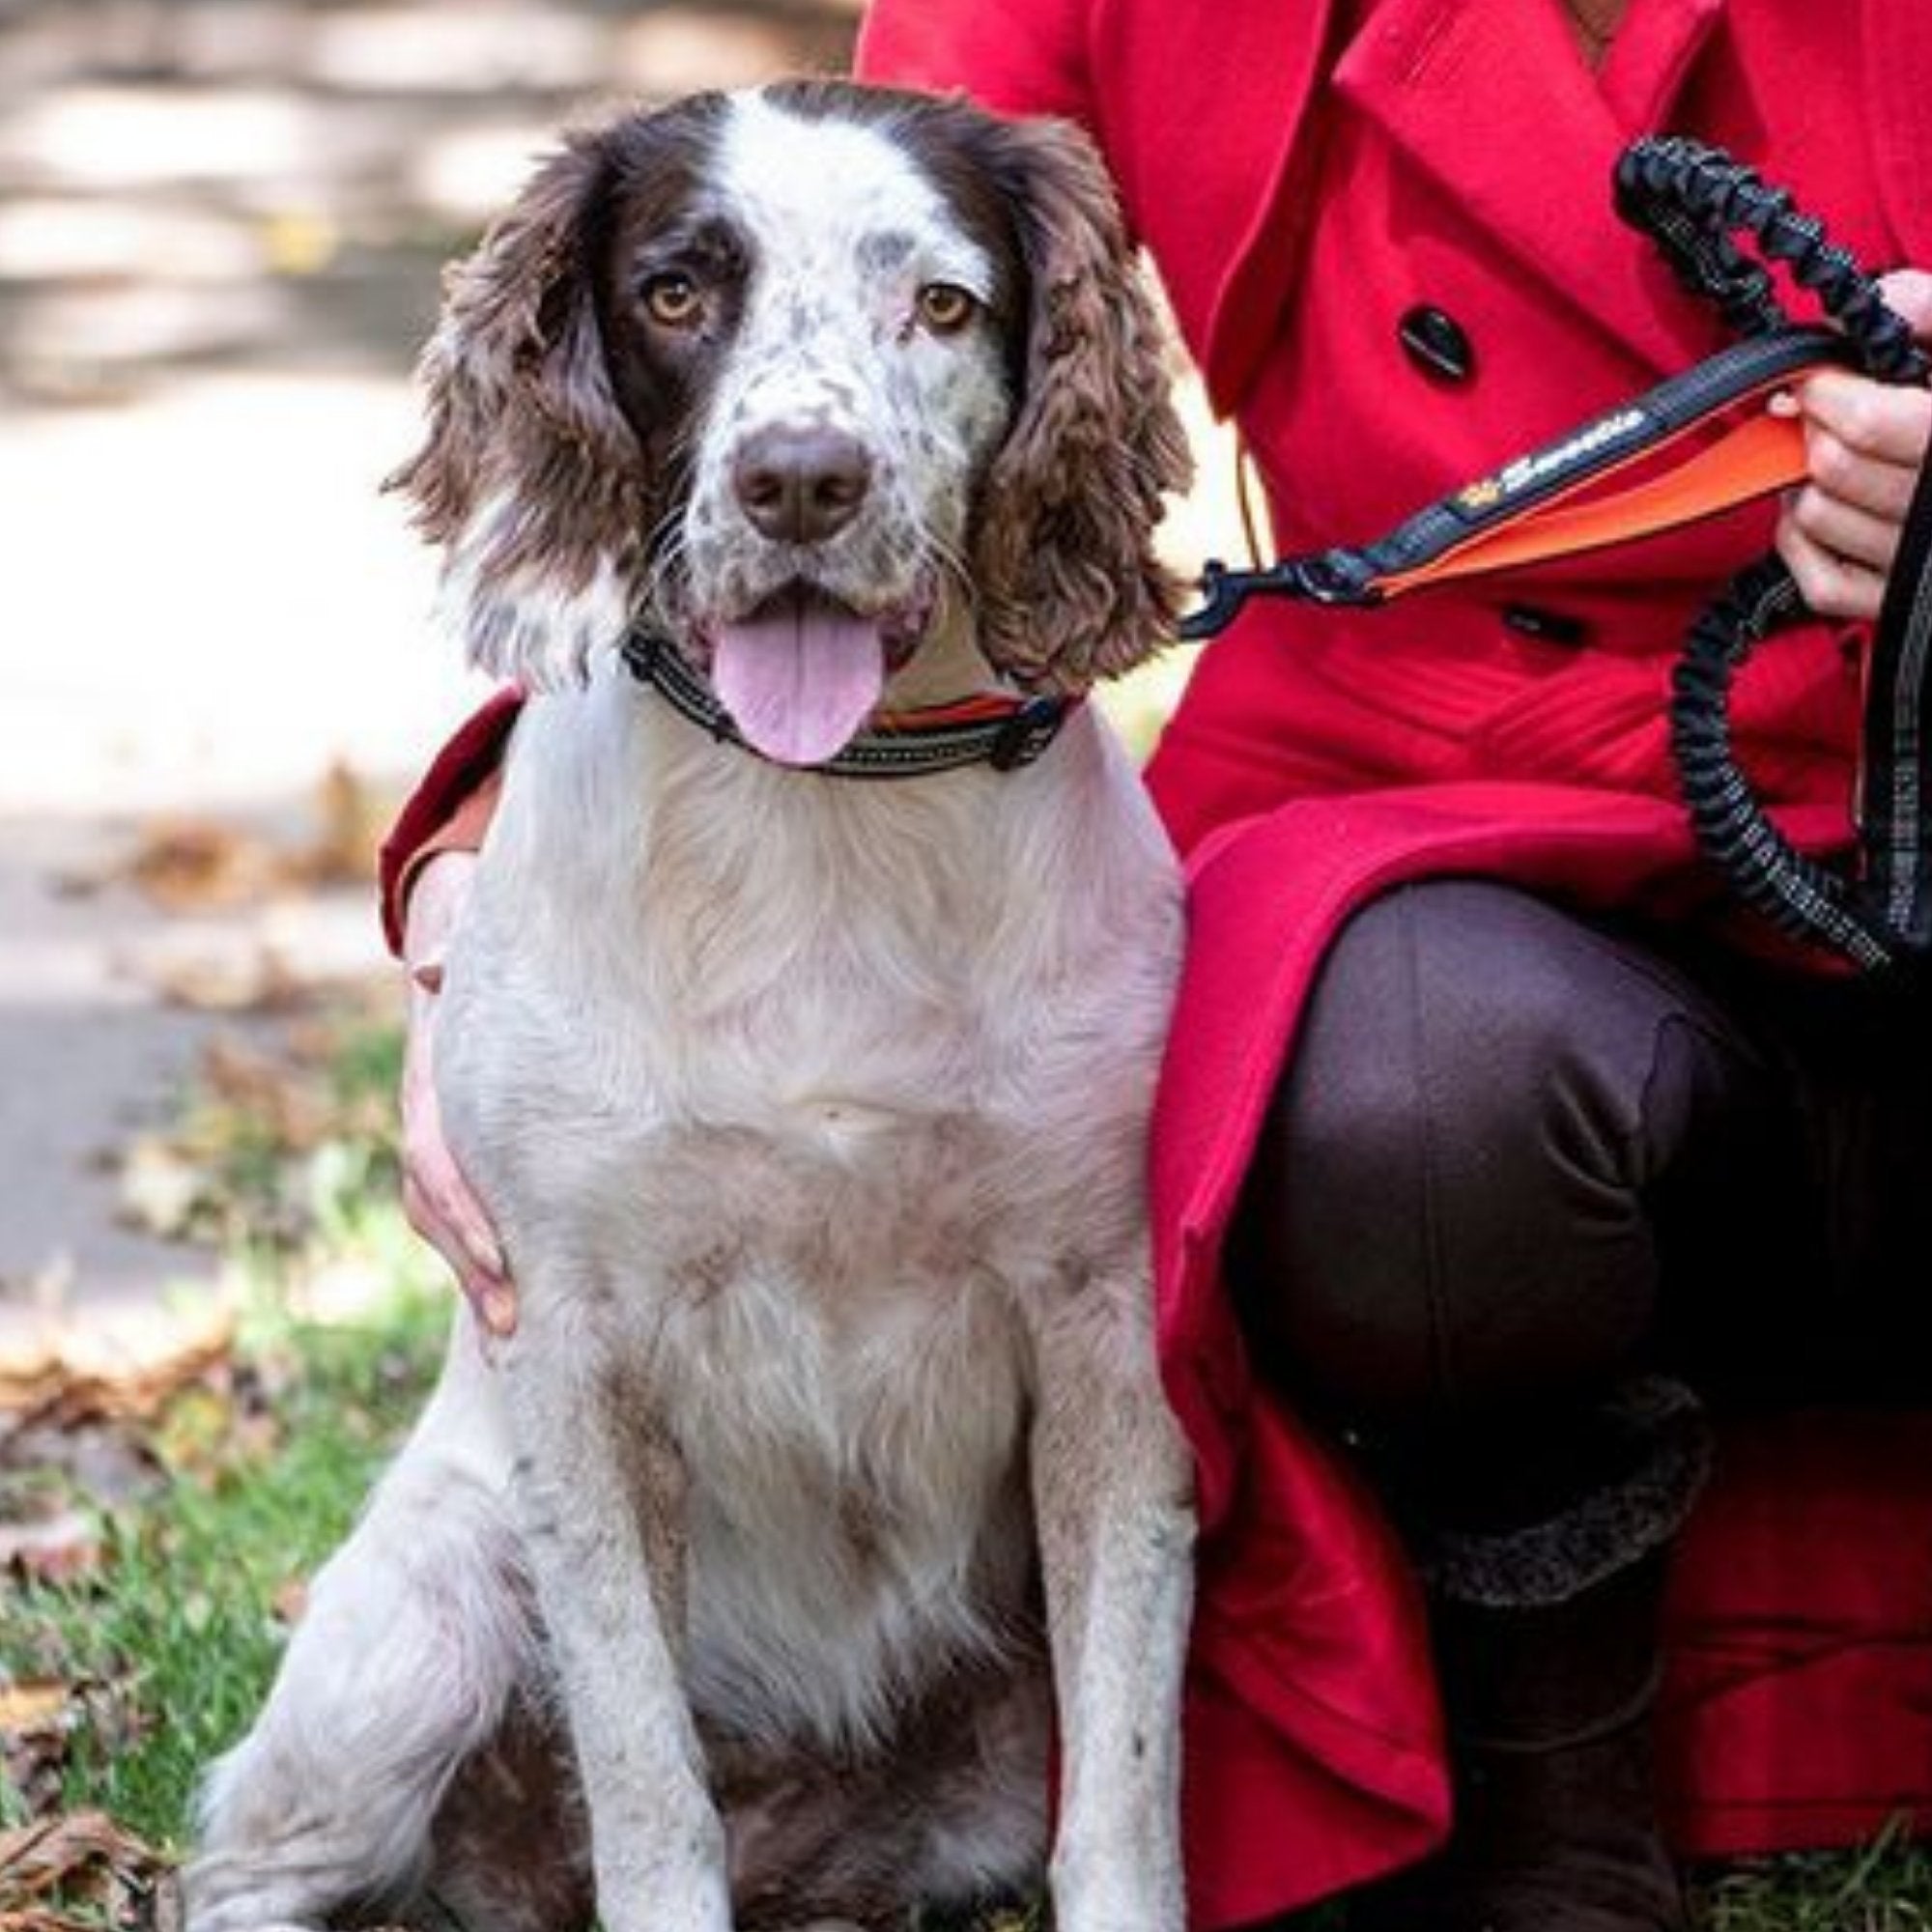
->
[[1179, 136, 1931, 977]]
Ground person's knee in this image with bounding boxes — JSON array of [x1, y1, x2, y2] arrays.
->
[[1234, 883, 1730, 1425]]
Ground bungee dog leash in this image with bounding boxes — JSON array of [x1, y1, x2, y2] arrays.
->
[[1180, 136, 1932, 978]]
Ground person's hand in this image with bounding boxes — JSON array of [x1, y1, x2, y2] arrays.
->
[[1774, 269, 1932, 622], [400, 850, 517, 1338]]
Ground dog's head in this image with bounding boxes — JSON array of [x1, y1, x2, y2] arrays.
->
[[390, 80, 1192, 763]]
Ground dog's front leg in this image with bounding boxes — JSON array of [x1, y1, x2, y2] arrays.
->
[[1031, 1269, 1196, 1932], [499, 1296, 730, 1932]]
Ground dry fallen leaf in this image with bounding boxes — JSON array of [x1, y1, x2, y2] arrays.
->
[[197, 1036, 332, 1150], [84, 766, 385, 919], [150, 1376, 280, 1482], [0, 1420, 162, 1512], [120, 818, 281, 914], [112, 1135, 207, 1243], [0, 1511, 100, 1586], [293, 760, 384, 889], [0, 1715, 70, 1829], [0, 1685, 68, 1734], [0, 1809, 175, 1932], [0, 1298, 235, 1430], [0, 1679, 75, 1826], [137, 943, 308, 1015]]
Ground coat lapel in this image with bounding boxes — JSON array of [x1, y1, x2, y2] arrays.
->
[[1101, 0, 1339, 407], [1332, 0, 1725, 375]]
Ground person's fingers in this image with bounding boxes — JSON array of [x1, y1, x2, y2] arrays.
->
[[400, 1000, 515, 1334], [1876, 267, 1932, 339], [1762, 269, 1932, 627], [419, 1160, 508, 1289], [478, 1284, 519, 1338], [396, 851, 514, 1334], [401, 1169, 518, 1335], [1789, 370, 1932, 484], [1776, 497, 1888, 623], [1784, 483, 1905, 579]]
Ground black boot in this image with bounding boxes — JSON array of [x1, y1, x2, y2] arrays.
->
[[1350, 1554, 1685, 1932]]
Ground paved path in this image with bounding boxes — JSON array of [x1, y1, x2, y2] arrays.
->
[[0, 375, 482, 1334]]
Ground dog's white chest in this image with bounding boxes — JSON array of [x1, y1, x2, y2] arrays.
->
[[607, 1104, 1038, 1747], [441, 691, 1178, 1750]]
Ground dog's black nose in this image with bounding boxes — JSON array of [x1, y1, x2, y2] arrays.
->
[[732, 425, 872, 544]]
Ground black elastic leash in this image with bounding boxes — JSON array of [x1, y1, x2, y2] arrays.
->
[[1179, 136, 1932, 977], [1636, 138, 1928, 977]]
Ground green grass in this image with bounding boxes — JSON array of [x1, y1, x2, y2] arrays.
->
[[1, 1276, 448, 1851], [1690, 1832, 1932, 1930], [0, 997, 448, 1858]]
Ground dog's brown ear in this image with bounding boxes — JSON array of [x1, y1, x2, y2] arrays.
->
[[387, 130, 643, 690], [971, 119, 1193, 693]]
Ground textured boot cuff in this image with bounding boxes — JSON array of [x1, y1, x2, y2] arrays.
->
[[1415, 1376, 1712, 1609]]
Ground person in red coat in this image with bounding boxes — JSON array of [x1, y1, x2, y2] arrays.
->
[[383, 2, 1932, 1926]]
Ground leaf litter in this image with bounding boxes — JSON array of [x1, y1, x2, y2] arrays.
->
[[0, 1810, 178, 1932], [1, 885, 412, 1900]]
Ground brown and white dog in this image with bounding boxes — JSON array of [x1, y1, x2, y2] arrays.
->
[[186, 79, 1196, 1932]]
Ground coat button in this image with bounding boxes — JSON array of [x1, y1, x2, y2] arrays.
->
[[1398, 304, 1475, 384], [1503, 602, 1591, 646]]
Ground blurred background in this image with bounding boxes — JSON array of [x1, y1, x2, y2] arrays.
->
[[0, 1, 864, 1326], [0, 0, 1233, 1365]]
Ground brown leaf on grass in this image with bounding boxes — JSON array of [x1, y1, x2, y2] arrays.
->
[[198, 1035, 333, 1151], [289, 760, 384, 889], [0, 1685, 68, 1733], [0, 1680, 83, 1825], [139, 944, 308, 1015], [77, 765, 385, 918], [0, 1671, 154, 1833], [0, 1710, 70, 1828], [0, 1299, 235, 1432], [150, 1377, 281, 1483], [0, 1810, 176, 1932], [0, 1511, 101, 1586], [114, 1031, 352, 1249], [120, 818, 283, 914], [0, 1423, 160, 1516]]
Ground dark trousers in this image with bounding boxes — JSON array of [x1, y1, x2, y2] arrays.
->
[[1228, 880, 1932, 1604]]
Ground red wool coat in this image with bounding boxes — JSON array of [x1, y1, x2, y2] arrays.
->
[[384, 2, 1932, 1923]]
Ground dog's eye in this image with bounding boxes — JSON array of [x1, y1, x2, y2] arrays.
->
[[915, 283, 978, 335], [640, 272, 703, 327]]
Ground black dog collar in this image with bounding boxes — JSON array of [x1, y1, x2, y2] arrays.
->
[[619, 630, 1074, 779]]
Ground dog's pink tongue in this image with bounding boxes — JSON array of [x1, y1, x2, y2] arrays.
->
[[713, 599, 888, 766]]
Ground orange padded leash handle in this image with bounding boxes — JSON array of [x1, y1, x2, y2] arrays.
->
[[1374, 387, 1805, 598], [1179, 326, 1853, 639]]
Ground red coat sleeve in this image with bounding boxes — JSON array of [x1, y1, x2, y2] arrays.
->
[[377, 688, 523, 955]]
